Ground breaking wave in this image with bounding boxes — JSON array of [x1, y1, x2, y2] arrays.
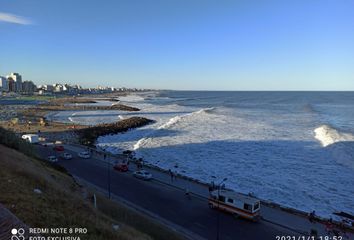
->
[[119, 95, 145, 102], [158, 107, 215, 130], [314, 125, 354, 170], [133, 107, 215, 150], [314, 125, 354, 147]]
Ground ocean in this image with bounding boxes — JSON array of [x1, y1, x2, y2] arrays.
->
[[50, 91, 354, 218]]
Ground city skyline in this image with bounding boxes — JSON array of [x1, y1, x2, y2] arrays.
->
[[0, 71, 144, 95], [1, 1, 354, 90]]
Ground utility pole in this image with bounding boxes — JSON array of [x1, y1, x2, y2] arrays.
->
[[216, 178, 227, 240]]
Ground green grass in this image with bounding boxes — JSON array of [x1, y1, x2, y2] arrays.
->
[[14, 95, 56, 101], [0, 126, 36, 157], [0, 144, 152, 240]]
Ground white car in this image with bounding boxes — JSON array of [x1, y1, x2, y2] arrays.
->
[[48, 155, 58, 162], [62, 152, 72, 160], [133, 170, 153, 180], [78, 151, 91, 159]]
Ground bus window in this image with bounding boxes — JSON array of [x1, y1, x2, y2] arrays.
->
[[227, 198, 234, 204], [244, 203, 252, 211], [253, 203, 260, 211]]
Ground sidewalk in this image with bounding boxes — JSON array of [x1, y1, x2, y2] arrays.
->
[[64, 144, 354, 239]]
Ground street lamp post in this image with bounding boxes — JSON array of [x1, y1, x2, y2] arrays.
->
[[216, 177, 227, 240]]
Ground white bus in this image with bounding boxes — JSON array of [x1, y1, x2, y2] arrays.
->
[[209, 189, 261, 221], [22, 134, 39, 144]]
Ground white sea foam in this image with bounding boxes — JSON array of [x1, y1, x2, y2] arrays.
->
[[313, 125, 354, 170], [314, 124, 354, 147], [158, 115, 182, 130], [158, 107, 215, 130], [133, 137, 148, 150], [119, 95, 145, 102], [132, 107, 217, 151]]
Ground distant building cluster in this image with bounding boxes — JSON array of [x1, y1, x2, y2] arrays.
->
[[0, 72, 148, 95], [0, 73, 36, 94], [37, 83, 83, 95]]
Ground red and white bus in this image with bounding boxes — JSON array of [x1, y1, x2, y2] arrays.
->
[[209, 189, 261, 221]]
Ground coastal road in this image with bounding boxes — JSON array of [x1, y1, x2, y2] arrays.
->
[[37, 144, 299, 240], [38, 143, 296, 240]]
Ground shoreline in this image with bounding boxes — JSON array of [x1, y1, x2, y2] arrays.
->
[[121, 149, 354, 227]]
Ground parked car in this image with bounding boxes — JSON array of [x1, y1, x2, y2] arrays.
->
[[113, 163, 128, 172], [78, 151, 91, 159], [62, 152, 72, 160], [48, 155, 58, 162], [133, 170, 152, 180], [53, 145, 65, 151]]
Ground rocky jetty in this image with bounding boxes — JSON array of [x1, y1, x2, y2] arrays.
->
[[77, 117, 154, 145], [110, 104, 140, 111]]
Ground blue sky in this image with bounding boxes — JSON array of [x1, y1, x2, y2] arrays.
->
[[0, 0, 353, 90]]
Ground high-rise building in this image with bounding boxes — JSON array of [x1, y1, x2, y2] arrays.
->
[[6, 73, 22, 92], [0, 76, 8, 91], [7, 78, 16, 92], [22, 80, 37, 94]]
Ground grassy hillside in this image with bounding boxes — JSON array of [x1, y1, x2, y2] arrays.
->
[[0, 126, 36, 157], [0, 144, 183, 240], [0, 144, 150, 239]]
